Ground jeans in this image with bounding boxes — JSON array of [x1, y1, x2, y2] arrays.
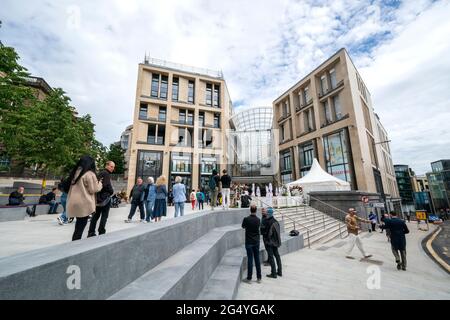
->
[[174, 202, 184, 217], [72, 216, 90, 241], [128, 201, 145, 220], [59, 193, 68, 223], [88, 202, 111, 237], [245, 243, 262, 280], [346, 233, 367, 257], [210, 187, 219, 209], [145, 199, 155, 222], [266, 245, 282, 275], [392, 247, 407, 268], [48, 200, 59, 214], [222, 188, 230, 209], [197, 200, 204, 210]]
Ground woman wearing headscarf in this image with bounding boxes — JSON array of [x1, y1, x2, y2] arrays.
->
[[66, 155, 103, 241]]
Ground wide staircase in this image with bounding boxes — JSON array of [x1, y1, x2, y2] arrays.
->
[[255, 196, 348, 248]]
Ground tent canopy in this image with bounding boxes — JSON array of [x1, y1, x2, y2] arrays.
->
[[286, 158, 351, 193]]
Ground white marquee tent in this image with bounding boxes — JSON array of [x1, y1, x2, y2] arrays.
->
[[286, 158, 351, 194]]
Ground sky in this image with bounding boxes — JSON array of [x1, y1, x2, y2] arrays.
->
[[1, 0, 449, 175]]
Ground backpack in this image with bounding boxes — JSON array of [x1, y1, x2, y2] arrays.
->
[[208, 176, 217, 190]]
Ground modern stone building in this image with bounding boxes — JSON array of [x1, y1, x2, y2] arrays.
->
[[119, 124, 133, 179], [273, 48, 400, 211], [127, 57, 233, 194]]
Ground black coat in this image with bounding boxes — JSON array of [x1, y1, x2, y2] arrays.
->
[[97, 169, 114, 203], [381, 218, 409, 250]]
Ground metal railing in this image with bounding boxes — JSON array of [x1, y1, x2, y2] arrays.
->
[[144, 57, 224, 79], [283, 195, 348, 240], [253, 197, 312, 249]]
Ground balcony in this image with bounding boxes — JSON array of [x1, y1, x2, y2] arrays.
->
[[320, 113, 349, 128], [296, 98, 313, 113], [139, 115, 166, 123], [171, 119, 194, 126], [277, 113, 291, 123], [318, 79, 344, 101], [146, 137, 165, 145]]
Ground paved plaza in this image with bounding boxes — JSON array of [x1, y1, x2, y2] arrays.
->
[[237, 222, 450, 300], [0, 204, 201, 258]]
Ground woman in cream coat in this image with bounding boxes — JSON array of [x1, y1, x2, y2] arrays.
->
[[66, 155, 102, 241]]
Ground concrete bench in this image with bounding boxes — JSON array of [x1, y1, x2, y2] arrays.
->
[[0, 203, 63, 222]]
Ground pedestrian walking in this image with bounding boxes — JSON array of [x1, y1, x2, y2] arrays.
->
[[380, 212, 410, 271], [66, 155, 103, 241], [153, 175, 168, 222], [190, 189, 196, 210], [57, 177, 69, 225], [209, 170, 220, 210], [345, 208, 373, 259], [220, 169, 232, 210], [144, 177, 157, 223], [241, 203, 262, 283], [196, 189, 204, 210], [125, 177, 146, 223], [368, 211, 377, 232], [173, 176, 187, 218], [88, 161, 115, 236], [261, 207, 282, 278]]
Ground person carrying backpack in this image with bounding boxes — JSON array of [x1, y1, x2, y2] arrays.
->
[[261, 207, 282, 278], [209, 170, 220, 210], [196, 189, 205, 210]]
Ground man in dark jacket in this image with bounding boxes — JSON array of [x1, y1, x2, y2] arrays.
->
[[242, 203, 262, 283], [125, 177, 146, 223], [8, 186, 25, 206], [380, 212, 410, 271], [88, 161, 115, 236], [45, 187, 59, 214], [261, 207, 282, 278], [220, 169, 232, 210]]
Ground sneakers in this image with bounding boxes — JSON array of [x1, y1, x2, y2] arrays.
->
[[397, 263, 402, 270], [140, 219, 145, 223], [266, 274, 277, 279], [68, 218, 74, 223], [242, 279, 252, 284], [257, 278, 262, 283], [401, 266, 407, 271], [364, 254, 373, 259], [57, 216, 64, 226], [124, 219, 131, 223]]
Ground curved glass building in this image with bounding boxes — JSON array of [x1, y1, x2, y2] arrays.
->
[[228, 106, 277, 183]]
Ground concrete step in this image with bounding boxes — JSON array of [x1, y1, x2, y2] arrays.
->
[[308, 224, 347, 246], [197, 233, 304, 300], [109, 224, 244, 300]]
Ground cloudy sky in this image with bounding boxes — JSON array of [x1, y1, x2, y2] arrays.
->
[[1, 0, 449, 175]]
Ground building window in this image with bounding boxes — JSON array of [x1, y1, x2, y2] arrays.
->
[[304, 86, 310, 104], [198, 112, 205, 127], [157, 124, 165, 145], [179, 110, 186, 123], [282, 101, 289, 117], [147, 124, 156, 144], [280, 124, 285, 142], [213, 84, 220, 107], [172, 77, 179, 101], [320, 75, 327, 95], [280, 150, 292, 184], [188, 80, 195, 103], [160, 75, 168, 99], [151, 74, 159, 98], [206, 83, 212, 106], [200, 129, 213, 148], [136, 150, 162, 183], [304, 108, 314, 132], [158, 106, 166, 122], [333, 95, 342, 120], [139, 103, 148, 120], [329, 68, 337, 89], [299, 142, 315, 177], [323, 100, 332, 123], [214, 113, 220, 128], [177, 127, 193, 147], [323, 129, 353, 186]]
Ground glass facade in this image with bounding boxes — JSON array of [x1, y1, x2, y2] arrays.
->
[[394, 165, 414, 205], [151, 74, 159, 97], [280, 150, 292, 184], [170, 152, 192, 196], [136, 150, 163, 183], [323, 128, 354, 187], [299, 141, 315, 177], [172, 77, 179, 101], [188, 80, 195, 103], [199, 154, 219, 192]]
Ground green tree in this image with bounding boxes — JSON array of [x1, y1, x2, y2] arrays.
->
[[107, 143, 125, 174]]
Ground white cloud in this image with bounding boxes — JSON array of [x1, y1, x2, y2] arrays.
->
[[1, 0, 449, 174]]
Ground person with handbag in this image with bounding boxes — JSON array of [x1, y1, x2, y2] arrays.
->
[[66, 155, 103, 241], [88, 161, 115, 237]]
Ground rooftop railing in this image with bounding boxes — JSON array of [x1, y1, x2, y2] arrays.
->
[[144, 57, 223, 79]]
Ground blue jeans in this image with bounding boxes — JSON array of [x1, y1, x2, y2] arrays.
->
[[59, 193, 68, 222], [174, 202, 184, 217], [146, 199, 155, 222], [245, 243, 262, 280], [48, 200, 59, 214]]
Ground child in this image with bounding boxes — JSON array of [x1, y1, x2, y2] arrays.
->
[[196, 189, 205, 210], [190, 189, 196, 210]]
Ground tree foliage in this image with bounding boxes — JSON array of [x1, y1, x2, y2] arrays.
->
[[107, 143, 125, 174], [0, 42, 106, 175]]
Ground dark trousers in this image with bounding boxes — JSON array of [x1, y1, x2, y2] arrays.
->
[[198, 200, 204, 210], [88, 203, 111, 237], [245, 243, 262, 280], [128, 201, 145, 220], [266, 245, 282, 275], [72, 216, 90, 241], [371, 223, 376, 231], [392, 247, 407, 268]]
